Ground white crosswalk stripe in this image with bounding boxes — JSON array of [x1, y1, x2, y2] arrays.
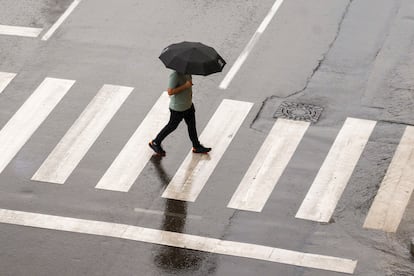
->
[[95, 93, 170, 192], [228, 118, 310, 212], [295, 118, 376, 223], [363, 126, 414, 232], [31, 85, 133, 184], [162, 99, 253, 202], [0, 72, 16, 94], [0, 77, 75, 174]]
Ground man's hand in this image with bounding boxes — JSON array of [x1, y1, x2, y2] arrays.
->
[[185, 80, 193, 88], [168, 80, 193, 95]]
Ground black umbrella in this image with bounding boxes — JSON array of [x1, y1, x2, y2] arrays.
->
[[159, 41, 226, 76]]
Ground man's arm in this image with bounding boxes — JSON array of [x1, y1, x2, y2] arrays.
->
[[167, 80, 192, 95]]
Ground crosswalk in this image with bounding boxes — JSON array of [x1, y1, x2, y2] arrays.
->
[[0, 72, 413, 234]]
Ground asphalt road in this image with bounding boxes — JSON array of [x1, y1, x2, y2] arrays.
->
[[1, 0, 414, 275]]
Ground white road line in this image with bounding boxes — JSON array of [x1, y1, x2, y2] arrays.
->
[[0, 24, 43, 38], [95, 93, 170, 192], [41, 0, 82, 41], [31, 85, 133, 184], [162, 99, 253, 202], [0, 78, 75, 175], [0, 72, 16, 94], [133, 208, 202, 220], [219, 0, 285, 89], [228, 119, 310, 212], [296, 118, 376, 222], [0, 208, 357, 274], [363, 126, 414, 232]]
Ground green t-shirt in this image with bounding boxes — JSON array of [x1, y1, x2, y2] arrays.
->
[[168, 72, 192, 111]]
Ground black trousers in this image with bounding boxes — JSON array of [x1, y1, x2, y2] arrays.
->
[[154, 104, 201, 147]]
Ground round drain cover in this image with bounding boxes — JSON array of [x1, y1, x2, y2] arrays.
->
[[274, 102, 323, 123]]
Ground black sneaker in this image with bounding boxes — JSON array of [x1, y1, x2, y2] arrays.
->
[[192, 145, 211, 154], [149, 140, 166, 156]]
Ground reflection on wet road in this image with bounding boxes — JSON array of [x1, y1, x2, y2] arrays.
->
[[151, 156, 213, 274]]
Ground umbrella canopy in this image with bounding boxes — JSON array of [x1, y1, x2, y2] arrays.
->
[[159, 41, 226, 76]]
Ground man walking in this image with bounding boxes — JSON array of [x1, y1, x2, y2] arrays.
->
[[149, 71, 211, 156]]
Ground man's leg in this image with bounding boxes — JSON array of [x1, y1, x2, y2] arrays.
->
[[150, 109, 183, 155], [183, 105, 211, 153], [154, 109, 183, 144], [183, 105, 201, 147]]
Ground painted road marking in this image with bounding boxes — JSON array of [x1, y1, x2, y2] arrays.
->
[[162, 99, 253, 202], [363, 126, 414, 232], [0, 24, 43, 38], [296, 118, 376, 222], [95, 93, 170, 192], [133, 207, 202, 220], [0, 72, 16, 94], [0, 208, 357, 274], [41, 0, 82, 40], [219, 0, 285, 89], [0, 78, 75, 174], [32, 85, 133, 184], [228, 119, 310, 212]]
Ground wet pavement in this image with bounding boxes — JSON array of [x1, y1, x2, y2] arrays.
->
[[0, 0, 414, 275]]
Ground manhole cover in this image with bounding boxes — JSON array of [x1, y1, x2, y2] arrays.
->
[[273, 102, 323, 123]]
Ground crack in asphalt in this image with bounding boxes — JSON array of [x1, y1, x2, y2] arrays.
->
[[286, 0, 355, 99], [250, 0, 355, 129], [219, 210, 238, 241], [249, 95, 274, 129]]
